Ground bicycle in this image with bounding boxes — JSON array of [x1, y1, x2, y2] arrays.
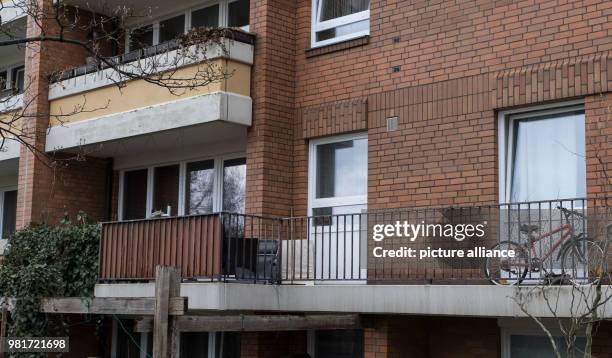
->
[[484, 206, 607, 286]]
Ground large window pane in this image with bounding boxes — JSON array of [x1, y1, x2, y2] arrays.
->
[[215, 332, 241, 358], [130, 24, 153, 51], [153, 165, 180, 216], [510, 110, 586, 202], [11, 66, 24, 93], [122, 169, 148, 220], [320, 0, 370, 21], [180, 333, 208, 358], [159, 14, 185, 43], [228, 0, 250, 28], [315, 329, 363, 358], [223, 158, 246, 213], [316, 138, 367, 199], [510, 334, 585, 358], [0, 71, 7, 90], [192, 4, 220, 29], [2, 190, 16, 239], [186, 160, 215, 215]]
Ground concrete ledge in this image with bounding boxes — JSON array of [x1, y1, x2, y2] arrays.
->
[[0, 140, 20, 161], [45, 91, 252, 151], [94, 283, 612, 318]]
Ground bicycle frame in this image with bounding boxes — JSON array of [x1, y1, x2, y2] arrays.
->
[[526, 222, 574, 262]]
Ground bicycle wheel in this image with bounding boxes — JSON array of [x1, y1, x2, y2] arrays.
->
[[484, 241, 529, 285], [560, 238, 607, 285]]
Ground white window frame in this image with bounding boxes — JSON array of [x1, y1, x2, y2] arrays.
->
[[126, 0, 249, 52], [500, 324, 585, 358], [310, 0, 370, 48], [0, 63, 25, 91], [308, 132, 368, 217], [497, 99, 585, 204], [118, 153, 245, 220]]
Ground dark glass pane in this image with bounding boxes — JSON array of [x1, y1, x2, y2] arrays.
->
[[122, 169, 148, 220], [2, 190, 16, 239], [153, 165, 180, 216], [228, 0, 249, 27], [180, 332, 208, 358], [215, 332, 241, 358], [0, 71, 7, 90], [320, 0, 369, 21], [186, 160, 215, 215], [192, 4, 220, 29], [130, 24, 153, 51], [315, 329, 364, 358], [115, 319, 141, 358], [159, 14, 185, 43], [223, 158, 246, 213], [316, 138, 367, 198], [11, 66, 24, 93]]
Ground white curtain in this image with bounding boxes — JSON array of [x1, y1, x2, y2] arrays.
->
[[510, 112, 586, 203]]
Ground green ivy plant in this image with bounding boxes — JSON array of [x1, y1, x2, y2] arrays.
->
[[0, 212, 100, 342]]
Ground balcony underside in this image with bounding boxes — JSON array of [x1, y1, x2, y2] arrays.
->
[[45, 91, 251, 154]]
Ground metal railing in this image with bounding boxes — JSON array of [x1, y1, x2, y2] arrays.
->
[[98, 198, 612, 284]]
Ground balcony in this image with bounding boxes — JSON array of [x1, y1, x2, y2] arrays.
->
[[98, 197, 612, 285], [45, 30, 255, 154]]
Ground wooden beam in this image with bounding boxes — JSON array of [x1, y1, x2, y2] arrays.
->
[[153, 266, 181, 358], [135, 314, 361, 333], [39, 297, 186, 315]]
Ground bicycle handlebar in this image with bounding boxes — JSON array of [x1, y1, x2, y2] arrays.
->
[[556, 206, 585, 219]]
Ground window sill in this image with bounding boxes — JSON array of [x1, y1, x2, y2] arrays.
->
[[305, 35, 369, 58]]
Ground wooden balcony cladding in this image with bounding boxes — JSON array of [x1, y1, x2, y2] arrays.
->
[[99, 215, 222, 281]]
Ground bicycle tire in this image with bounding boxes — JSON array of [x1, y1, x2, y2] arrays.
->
[[483, 241, 529, 285], [560, 238, 607, 286]]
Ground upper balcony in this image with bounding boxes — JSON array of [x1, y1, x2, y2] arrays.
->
[[45, 0, 253, 155]]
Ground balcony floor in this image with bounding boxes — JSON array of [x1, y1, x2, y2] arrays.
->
[[94, 282, 612, 318]]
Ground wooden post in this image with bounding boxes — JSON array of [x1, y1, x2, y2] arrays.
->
[[152, 266, 181, 358]]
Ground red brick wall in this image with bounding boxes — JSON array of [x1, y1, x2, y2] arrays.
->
[[244, 0, 298, 217], [281, 0, 612, 217], [365, 316, 499, 358]]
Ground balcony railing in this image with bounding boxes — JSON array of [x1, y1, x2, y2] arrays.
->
[[51, 29, 255, 83], [98, 198, 612, 284]]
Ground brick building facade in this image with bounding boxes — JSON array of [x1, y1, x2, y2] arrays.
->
[[0, 0, 611, 357]]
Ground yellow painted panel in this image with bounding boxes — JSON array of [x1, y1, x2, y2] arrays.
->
[[49, 59, 251, 126]]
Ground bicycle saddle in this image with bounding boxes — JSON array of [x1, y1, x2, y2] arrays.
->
[[519, 224, 539, 234]]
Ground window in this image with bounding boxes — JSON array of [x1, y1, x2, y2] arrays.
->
[[309, 330, 364, 358], [11, 66, 24, 93], [223, 158, 246, 214], [122, 169, 148, 220], [508, 334, 585, 358], [500, 103, 586, 203], [228, 0, 249, 28], [186, 160, 215, 215], [126, 1, 250, 52], [0, 189, 16, 239], [129, 24, 154, 51], [192, 4, 220, 28], [153, 164, 180, 216], [159, 14, 186, 43], [0, 65, 25, 95], [0, 71, 7, 90], [309, 134, 367, 219], [311, 0, 370, 48], [119, 155, 246, 220]]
